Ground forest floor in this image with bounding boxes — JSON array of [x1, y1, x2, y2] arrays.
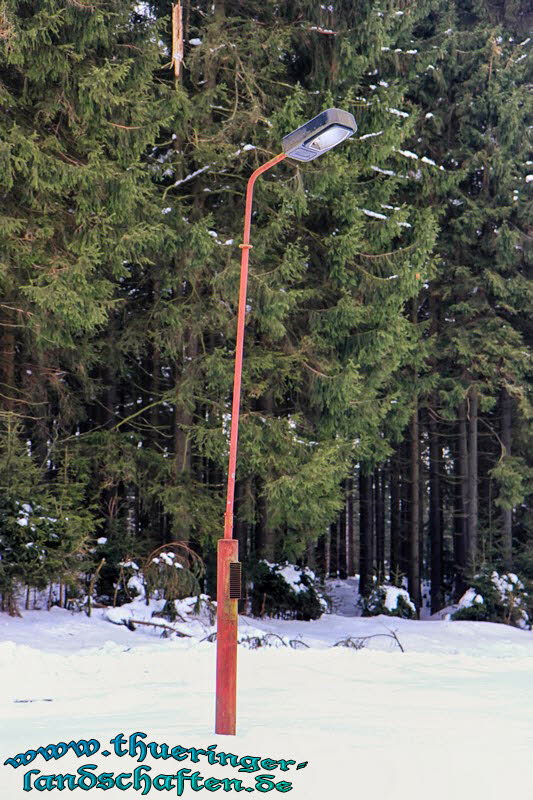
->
[[1, 580, 532, 799]]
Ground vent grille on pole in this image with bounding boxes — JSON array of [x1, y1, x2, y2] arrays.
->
[[229, 562, 242, 599]]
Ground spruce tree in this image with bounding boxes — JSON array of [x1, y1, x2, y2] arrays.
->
[[0, 0, 181, 602], [146, 1, 439, 571], [402, 0, 532, 594]]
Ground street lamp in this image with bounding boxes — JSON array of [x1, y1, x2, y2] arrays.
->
[[215, 108, 357, 736]]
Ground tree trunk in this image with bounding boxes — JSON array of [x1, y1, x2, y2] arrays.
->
[[409, 407, 421, 611], [151, 336, 165, 544], [346, 476, 355, 576], [419, 442, 425, 580], [454, 402, 469, 597], [390, 453, 401, 584], [338, 499, 347, 579], [174, 402, 193, 476], [29, 348, 51, 470], [375, 467, 385, 585], [359, 467, 373, 597], [324, 525, 331, 578], [330, 518, 338, 577], [234, 477, 249, 614], [306, 537, 316, 572], [234, 478, 247, 561], [256, 480, 277, 562], [0, 322, 16, 412], [173, 331, 198, 544], [315, 531, 326, 578], [501, 389, 513, 570], [400, 440, 410, 581], [427, 290, 442, 610], [428, 404, 443, 613], [467, 388, 478, 571], [256, 394, 277, 560]]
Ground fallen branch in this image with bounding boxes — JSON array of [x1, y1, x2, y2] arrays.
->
[[262, 632, 287, 647], [124, 619, 192, 637], [289, 639, 310, 649], [201, 631, 291, 649], [333, 632, 404, 652], [385, 628, 405, 653], [334, 636, 366, 650]]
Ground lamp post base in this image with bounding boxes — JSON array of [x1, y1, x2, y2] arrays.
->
[[215, 538, 239, 734]]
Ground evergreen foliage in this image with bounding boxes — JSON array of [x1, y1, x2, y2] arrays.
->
[[0, 419, 92, 613], [250, 561, 325, 621], [452, 569, 530, 629], [362, 584, 417, 619], [0, 0, 530, 621]]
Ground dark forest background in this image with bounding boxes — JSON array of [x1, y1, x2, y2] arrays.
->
[[0, 0, 531, 617]]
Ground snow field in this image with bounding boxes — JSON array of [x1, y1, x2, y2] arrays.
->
[[0, 607, 532, 799]]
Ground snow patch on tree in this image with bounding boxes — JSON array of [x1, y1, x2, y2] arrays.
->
[[250, 561, 327, 620], [363, 584, 416, 619], [452, 571, 530, 629]]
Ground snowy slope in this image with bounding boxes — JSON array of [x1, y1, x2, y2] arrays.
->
[[0, 604, 532, 799]]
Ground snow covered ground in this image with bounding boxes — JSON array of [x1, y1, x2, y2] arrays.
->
[[1, 594, 532, 799]]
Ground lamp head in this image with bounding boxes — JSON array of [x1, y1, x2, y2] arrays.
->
[[282, 108, 357, 162]]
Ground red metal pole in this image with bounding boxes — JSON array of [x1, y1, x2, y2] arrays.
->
[[215, 151, 287, 735]]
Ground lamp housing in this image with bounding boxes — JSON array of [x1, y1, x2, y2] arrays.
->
[[282, 108, 357, 162]]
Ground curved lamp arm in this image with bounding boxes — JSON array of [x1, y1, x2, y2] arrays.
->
[[223, 152, 288, 540]]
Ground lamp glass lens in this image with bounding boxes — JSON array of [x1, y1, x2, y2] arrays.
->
[[306, 124, 351, 151]]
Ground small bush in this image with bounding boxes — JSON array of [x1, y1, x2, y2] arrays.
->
[[143, 543, 205, 620], [250, 560, 326, 620], [452, 570, 530, 629], [96, 542, 206, 622], [362, 584, 416, 619]]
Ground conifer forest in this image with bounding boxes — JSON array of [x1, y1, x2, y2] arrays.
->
[[0, 0, 531, 621]]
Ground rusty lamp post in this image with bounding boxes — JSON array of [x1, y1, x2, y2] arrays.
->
[[215, 108, 357, 735]]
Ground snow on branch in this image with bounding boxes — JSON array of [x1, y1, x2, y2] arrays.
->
[[169, 146, 256, 192], [171, 165, 211, 188], [359, 131, 383, 140], [394, 148, 445, 171], [307, 26, 338, 35]]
